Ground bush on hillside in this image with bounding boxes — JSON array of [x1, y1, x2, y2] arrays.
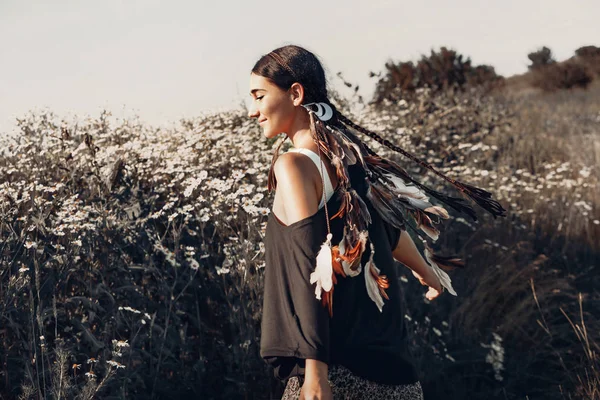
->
[[371, 47, 504, 104], [574, 45, 600, 76], [575, 45, 600, 58], [416, 47, 471, 91], [527, 46, 556, 70], [466, 65, 503, 87], [531, 61, 594, 91]]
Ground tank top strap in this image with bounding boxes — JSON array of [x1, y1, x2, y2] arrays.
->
[[287, 147, 335, 209]]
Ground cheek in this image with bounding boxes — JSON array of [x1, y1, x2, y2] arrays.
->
[[263, 106, 278, 125], [263, 102, 276, 118]]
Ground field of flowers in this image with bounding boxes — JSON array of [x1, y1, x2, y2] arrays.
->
[[0, 80, 598, 399]]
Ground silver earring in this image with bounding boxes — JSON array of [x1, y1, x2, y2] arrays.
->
[[302, 102, 334, 122]]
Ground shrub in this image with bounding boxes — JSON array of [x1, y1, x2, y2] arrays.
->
[[416, 47, 471, 91], [574, 45, 600, 58], [531, 61, 594, 91], [574, 45, 600, 76], [527, 46, 556, 70], [371, 47, 503, 104]]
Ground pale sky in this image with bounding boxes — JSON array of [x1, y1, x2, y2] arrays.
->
[[1, 0, 598, 134]]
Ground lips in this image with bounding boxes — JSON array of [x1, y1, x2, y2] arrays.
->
[[259, 119, 267, 124]]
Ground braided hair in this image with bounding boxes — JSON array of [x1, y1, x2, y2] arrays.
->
[[252, 45, 506, 316]]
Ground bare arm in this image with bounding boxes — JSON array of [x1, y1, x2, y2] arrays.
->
[[391, 230, 431, 277], [275, 154, 331, 392], [392, 230, 443, 298], [301, 359, 331, 400]]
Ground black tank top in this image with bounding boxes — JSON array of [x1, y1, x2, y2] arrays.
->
[[260, 164, 419, 385]]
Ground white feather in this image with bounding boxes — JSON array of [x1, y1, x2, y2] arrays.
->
[[331, 155, 343, 169], [383, 173, 430, 201], [420, 225, 440, 242], [310, 233, 334, 299], [425, 205, 450, 219], [424, 247, 457, 296], [407, 197, 433, 209], [364, 243, 385, 312], [358, 230, 369, 253]]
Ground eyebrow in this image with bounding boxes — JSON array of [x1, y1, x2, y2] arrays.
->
[[250, 89, 266, 95]]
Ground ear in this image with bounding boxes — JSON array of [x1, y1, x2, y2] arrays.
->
[[290, 82, 305, 106]]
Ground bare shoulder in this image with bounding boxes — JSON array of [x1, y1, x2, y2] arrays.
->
[[273, 153, 321, 223], [274, 152, 311, 177]]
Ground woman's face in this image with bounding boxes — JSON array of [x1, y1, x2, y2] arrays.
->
[[248, 73, 297, 139]]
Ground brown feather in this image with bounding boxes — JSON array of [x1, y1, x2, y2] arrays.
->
[[331, 246, 347, 277], [428, 252, 465, 271]]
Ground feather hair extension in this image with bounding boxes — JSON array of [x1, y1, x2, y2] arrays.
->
[[410, 210, 440, 241], [341, 230, 368, 273], [337, 227, 361, 277], [328, 125, 369, 169], [382, 172, 431, 204], [321, 281, 334, 317], [371, 265, 390, 301], [336, 114, 507, 219], [424, 205, 450, 219], [365, 181, 407, 231], [364, 242, 385, 312], [381, 172, 451, 217], [331, 245, 347, 278], [299, 99, 506, 313], [310, 233, 334, 300], [426, 251, 465, 271], [328, 127, 357, 165], [367, 155, 479, 220], [423, 244, 458, 296], [331, 188, 351, 220], [352, 188, 372, 225]]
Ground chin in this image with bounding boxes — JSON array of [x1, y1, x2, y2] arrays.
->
[[263, 129, 278, 139]]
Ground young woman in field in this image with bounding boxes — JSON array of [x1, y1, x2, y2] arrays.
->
[[248, 45, 505, 400]]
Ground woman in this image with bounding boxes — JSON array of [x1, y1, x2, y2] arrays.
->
[[248, 45, 505, 400]]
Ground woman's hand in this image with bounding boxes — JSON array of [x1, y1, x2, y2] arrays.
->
[[299, 377, 333, 400], [412, 266, 443, 301]]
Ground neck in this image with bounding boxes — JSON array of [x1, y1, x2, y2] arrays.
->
[[286, 109, 316, 149]]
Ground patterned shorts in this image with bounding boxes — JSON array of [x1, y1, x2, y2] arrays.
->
[[281, 364, 423, 400]]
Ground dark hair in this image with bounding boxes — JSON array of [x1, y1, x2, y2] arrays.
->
[[251, 45, 330, 107]]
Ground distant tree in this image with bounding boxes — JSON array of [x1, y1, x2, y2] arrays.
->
[[527, 46, 556, 70]]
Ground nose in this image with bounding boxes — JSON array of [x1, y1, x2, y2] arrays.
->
[[247, 103, 259, 119]]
